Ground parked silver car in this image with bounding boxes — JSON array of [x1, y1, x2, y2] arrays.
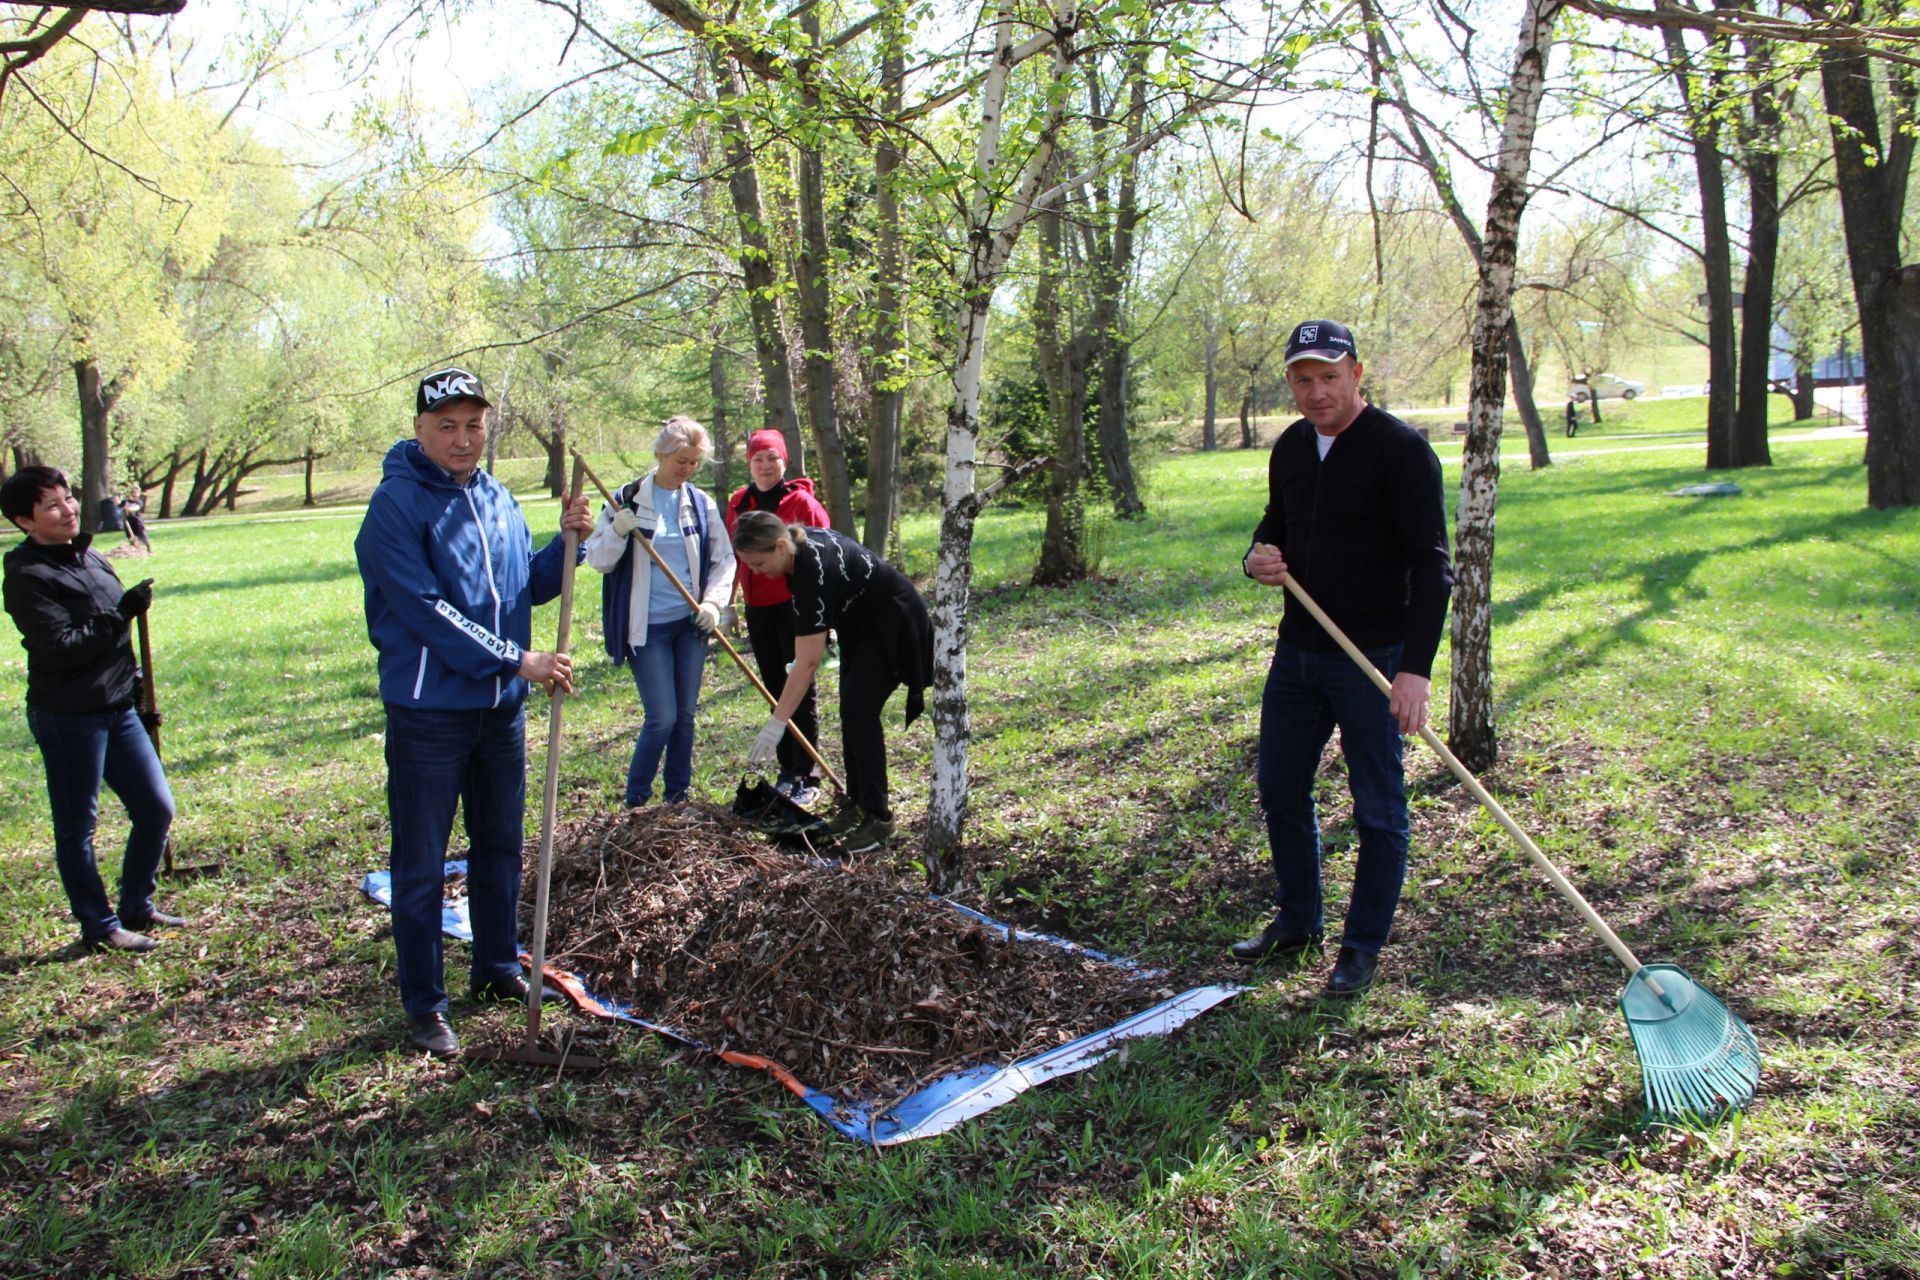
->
[[1570, 373, 1645, 402]]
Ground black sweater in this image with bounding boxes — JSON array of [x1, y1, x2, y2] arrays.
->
[[2, 534, 140, 713], [1248, 406, 1453, 678]]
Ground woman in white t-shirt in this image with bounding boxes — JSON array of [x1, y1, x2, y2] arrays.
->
[[583, 417, 736, 806]]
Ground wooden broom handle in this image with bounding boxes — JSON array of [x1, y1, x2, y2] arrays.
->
[[1278, 573, 1649, 981]]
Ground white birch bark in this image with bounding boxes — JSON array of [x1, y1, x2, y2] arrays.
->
[[925, 2, 1077, 880], [1449, 0, 1563, 772]]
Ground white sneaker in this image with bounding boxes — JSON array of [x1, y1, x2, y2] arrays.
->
[[789, 779, 820, 807]]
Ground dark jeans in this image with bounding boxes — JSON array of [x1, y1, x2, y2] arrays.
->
[[838, 628, 900, 820], [26, 705, 174, 940], [384, 702, 528, 1017], [745, 602, 818, 780], [1257, 640, 1409, 955], [625, 614, 708, 806]]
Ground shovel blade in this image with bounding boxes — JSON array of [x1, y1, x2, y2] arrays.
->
[[1620, 964, 1761, 1124]]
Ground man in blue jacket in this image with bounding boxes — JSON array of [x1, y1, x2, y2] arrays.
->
[[356, 367, 591, 1056], [1236, 321, 1453, 997]]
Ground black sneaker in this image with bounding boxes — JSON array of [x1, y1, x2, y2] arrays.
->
[[1325, 946, 1379, 996], [824, 800, 867, 837], [842, 812, 896, 855], [470, 975, 563, 1006], [1228, 919, 1324, 965], [408, 1012, 459, 1057]]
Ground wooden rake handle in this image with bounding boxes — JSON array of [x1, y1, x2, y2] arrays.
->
[[525, 455, 586, 1045], [1277, 573, 1649, 981], [571, 451, 845, 796]]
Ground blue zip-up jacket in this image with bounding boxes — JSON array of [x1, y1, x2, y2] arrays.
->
[[355, 440, 571, 710]]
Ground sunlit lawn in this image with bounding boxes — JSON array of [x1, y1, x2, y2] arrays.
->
[[0, 429, 1913, 1277]]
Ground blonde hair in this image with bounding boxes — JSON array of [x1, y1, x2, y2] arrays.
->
[[654, 414, 711, 462]]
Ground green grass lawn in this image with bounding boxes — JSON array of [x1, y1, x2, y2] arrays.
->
[[1, 435, 1915, 1277]]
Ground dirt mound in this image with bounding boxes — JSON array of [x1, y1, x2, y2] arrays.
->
[[532, 805, 1173, 1101]]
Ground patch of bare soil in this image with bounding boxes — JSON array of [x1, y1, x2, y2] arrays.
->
[[533, 806, 1184, 1100]]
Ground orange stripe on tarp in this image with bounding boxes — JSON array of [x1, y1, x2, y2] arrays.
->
[[527, 956, 815, 1101]]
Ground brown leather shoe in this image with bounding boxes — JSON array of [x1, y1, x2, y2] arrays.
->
[[123, 909, 190, 929], [86, 927, 159, 953]]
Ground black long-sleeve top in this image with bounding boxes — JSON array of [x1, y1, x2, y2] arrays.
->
[[786, 527, 933, 724], [1247, 405, 1454, 678], [2, 533, 140, 713]]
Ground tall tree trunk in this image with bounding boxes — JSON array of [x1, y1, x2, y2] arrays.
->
[[159, 447, 183, 519], [1202, 326, 1220, 450], [864, 19, 907, 553], [1661, 11, 1738, 468], [1733, 47, 1780, 468], [927, 4, 1075, 882], [73, 357, 118, 531], [793, 10, 856, 533], [1364, 0, 1551, 468], [715, 52, 804, 470], [1451, 0, 1562, 773], [1034, 194, 1090, 585], [303, 449, 318, 506], [1792, 365, 1816, 421], [1817, 5, 1920, 508], [1089, 66, 1147, 519], [1239, 375, 1255, 448], [708, 335, 733, 499], [543, 413, 567, 497]]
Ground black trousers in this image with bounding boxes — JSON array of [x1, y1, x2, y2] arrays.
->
[[745, 602, 819, 780], [837, 628, 898, 820]]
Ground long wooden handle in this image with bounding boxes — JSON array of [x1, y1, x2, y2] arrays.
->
[[134, 611, 161, 756], [572, 450, 845, 795], [525, 456, 586, 1045], [1277, 573, 1648, 981]]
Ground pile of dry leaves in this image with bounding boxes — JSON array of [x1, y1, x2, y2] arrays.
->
[[530, 805, 1171, 1099]]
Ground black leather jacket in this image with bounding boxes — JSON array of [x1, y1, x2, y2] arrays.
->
[[2, 534, 140, 713]]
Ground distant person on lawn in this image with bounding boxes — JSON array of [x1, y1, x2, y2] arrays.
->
[[730, 511, 932, 855], [3, 466, 183, 953], [354, 367, 592, 1058], [724, 429, 831, 806], [1236, 319, 1454, 996], [582, 415, 736, 809]]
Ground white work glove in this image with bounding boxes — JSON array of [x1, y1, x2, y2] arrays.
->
[[693, 602, 721, 633], [748, 716, 787, 767], [611, 508, 642, 538], [722, 604, 740, 635]]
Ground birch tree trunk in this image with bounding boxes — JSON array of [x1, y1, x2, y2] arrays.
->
[[1450, 0, 1562, 773], [926, 3, 1076, 882], [1363, 0, 1550, 467]]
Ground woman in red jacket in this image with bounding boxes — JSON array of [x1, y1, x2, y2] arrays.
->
[[724, 430, 831, 803]]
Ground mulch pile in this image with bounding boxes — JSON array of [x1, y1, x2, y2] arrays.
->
[[530, 805, 1178, 1101]]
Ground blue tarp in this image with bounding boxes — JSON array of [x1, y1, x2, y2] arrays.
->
[[361, 866, 1240, 1144]]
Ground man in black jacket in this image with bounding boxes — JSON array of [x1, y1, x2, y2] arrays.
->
[[1235, 320, 1453, 995]]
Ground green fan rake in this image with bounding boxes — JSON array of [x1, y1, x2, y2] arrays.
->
[[1280, 575, 1761, 1124]]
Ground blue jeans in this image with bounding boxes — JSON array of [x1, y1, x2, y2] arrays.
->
[[26, 705, 175, 940], [384, 703, 528, 1017], [1257, 640, 1410, 955], [625, 615, 708, 806]]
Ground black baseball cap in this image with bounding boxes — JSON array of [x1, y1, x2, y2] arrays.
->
[[1284, 320, 1359, 367], [415, 367, 491, 415]]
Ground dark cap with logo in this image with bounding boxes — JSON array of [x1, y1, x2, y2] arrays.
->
[[415, 367, 492, 415], [1283, 320, 1359, 367]]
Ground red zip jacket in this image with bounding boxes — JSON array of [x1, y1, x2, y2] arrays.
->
[[724, 476, 832, 607]]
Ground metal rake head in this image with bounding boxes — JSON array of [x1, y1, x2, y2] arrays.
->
[[1619, 963, 1761, 1125]]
